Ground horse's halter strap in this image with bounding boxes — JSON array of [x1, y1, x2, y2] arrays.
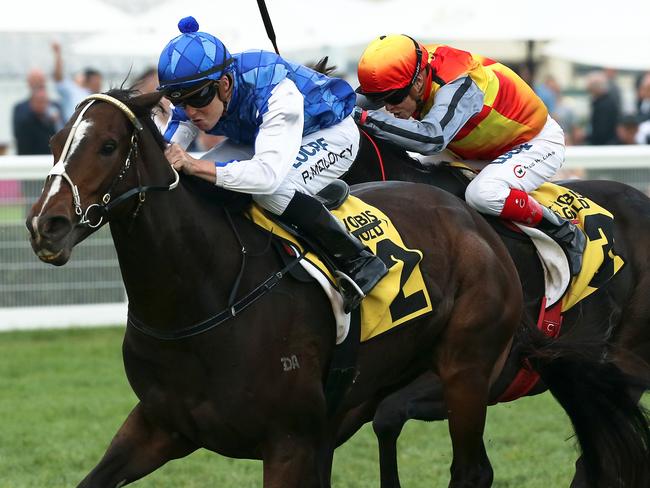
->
[[47, 94, 179, 228]]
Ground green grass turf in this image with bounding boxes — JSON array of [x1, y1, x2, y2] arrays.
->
[[0, 204, 25, 224], [0, 326, 646, 487]]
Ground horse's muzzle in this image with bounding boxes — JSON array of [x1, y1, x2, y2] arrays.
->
[[27, 214, 74, 266]]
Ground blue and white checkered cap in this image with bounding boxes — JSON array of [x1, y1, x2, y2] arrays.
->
[[157, 16, 233, 91]]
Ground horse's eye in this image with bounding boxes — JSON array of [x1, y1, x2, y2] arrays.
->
[[100, 141, 117, 156]]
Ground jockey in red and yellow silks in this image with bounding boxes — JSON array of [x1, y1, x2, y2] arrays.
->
[[418, 47, 548, 161], [354, 34, 585, 275]]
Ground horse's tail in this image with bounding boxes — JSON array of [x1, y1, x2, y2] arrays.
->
[[521, 328, 650, 487]]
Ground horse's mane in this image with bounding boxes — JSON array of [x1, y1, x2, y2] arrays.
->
[[181, 173, 253, 212], [307, 57, 342, 78], [104, 88, 251, 211]]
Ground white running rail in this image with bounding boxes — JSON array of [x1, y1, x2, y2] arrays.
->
[[1, 146, 649, 331]]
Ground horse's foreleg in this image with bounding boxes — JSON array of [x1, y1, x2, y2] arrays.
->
[[262, 434, 324, 488], [77, 403, 196, 488], [436, 286, 518, 488], [372, 372, 446, 488], [308, 399, 379, 488]]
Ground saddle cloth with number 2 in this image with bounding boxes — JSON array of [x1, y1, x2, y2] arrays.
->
[[247, 195, 433, 344]]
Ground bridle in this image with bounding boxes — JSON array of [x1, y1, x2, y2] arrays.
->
[[46, 93, 179, 228]]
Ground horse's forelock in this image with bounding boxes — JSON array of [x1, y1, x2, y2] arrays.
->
[[105, 88, 137, 103], [102, 88, 166, 150]]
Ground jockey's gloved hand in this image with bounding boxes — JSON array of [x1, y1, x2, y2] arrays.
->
[[352, 106, 368, 126]]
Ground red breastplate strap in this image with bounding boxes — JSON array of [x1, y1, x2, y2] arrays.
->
[[495, 297, 563, 403]]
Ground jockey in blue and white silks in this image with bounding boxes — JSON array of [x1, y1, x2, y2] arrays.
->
[[158, 16, 387, 311], [165, 50, 355, 146], [164, 49, 356, 197]]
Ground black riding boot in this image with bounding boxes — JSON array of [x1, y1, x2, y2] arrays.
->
[[280, 191, 388, 311], [536, 206, 587, 276]]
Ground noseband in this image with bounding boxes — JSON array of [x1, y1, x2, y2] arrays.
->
[[46, 93, 179, 228]]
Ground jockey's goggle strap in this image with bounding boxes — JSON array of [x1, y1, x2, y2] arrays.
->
[[363, 36, 422, 105]]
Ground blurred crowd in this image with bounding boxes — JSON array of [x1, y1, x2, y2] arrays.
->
[[534, 69, 650, 146], [10, 43, 223, 157], [8, 44, 650, 158]]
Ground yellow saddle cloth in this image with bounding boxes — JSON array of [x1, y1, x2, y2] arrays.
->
[[531, 182, 625, 311], [247, 195, 433, 342], [449, 162, 626, 311]]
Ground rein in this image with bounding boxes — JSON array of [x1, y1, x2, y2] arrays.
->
[[127, 215, 306, 340], [360, 129, 386, 181], [47, 93, 180, 228]]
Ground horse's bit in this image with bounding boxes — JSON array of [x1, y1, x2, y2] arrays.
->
[[46, 93, 179, 228]]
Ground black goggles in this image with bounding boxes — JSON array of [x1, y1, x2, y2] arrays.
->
[[164, 81, 218, 109], [370, 85, 412, 106], [363, 36, 423, 106]]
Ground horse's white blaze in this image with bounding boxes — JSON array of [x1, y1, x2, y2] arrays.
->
[[65, 119, 93, 163], [38, 175, 62, 218], [48, 161, 66, 176], [31, 216, 40, 244]]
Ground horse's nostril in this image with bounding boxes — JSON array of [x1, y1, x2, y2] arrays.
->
[[39, 215, 73, 242]]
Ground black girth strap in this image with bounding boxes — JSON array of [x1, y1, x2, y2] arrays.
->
[[127, 250, 305, 341]]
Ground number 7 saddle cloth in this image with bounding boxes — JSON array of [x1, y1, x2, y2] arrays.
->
[[449, 162, 625, 312], [247, 195, 433, 344], [528, 182, 625, 311]]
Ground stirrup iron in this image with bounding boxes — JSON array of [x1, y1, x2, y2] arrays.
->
[[334, 270, 365, 312]]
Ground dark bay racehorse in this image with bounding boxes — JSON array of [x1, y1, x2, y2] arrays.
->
[[339, 129, 650, 487], [26, 90, 650, 488]]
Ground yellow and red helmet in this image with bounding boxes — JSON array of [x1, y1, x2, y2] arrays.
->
[[356, 34, 427, 104]]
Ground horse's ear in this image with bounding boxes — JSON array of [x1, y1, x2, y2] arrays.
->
[[130, 91, 165, 117]]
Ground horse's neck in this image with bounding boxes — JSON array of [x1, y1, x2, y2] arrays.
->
[[109, 184, 243, 328]]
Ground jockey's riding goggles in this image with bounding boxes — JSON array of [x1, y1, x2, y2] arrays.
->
[[164, 80, 218, 109], [373, 83, 414, 106], [357, 35, 423, 105]]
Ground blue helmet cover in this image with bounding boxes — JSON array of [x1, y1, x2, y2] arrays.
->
[[158, 16, 233, 91]]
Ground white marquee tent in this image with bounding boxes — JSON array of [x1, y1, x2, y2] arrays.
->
[[1, 0, 134, 33], [67, 0, 650, 71], [71, 0, 407, 58]]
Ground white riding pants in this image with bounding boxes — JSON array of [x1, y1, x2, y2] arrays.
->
[[202, 116, 359, 214], [464, 115, 565, 216]]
